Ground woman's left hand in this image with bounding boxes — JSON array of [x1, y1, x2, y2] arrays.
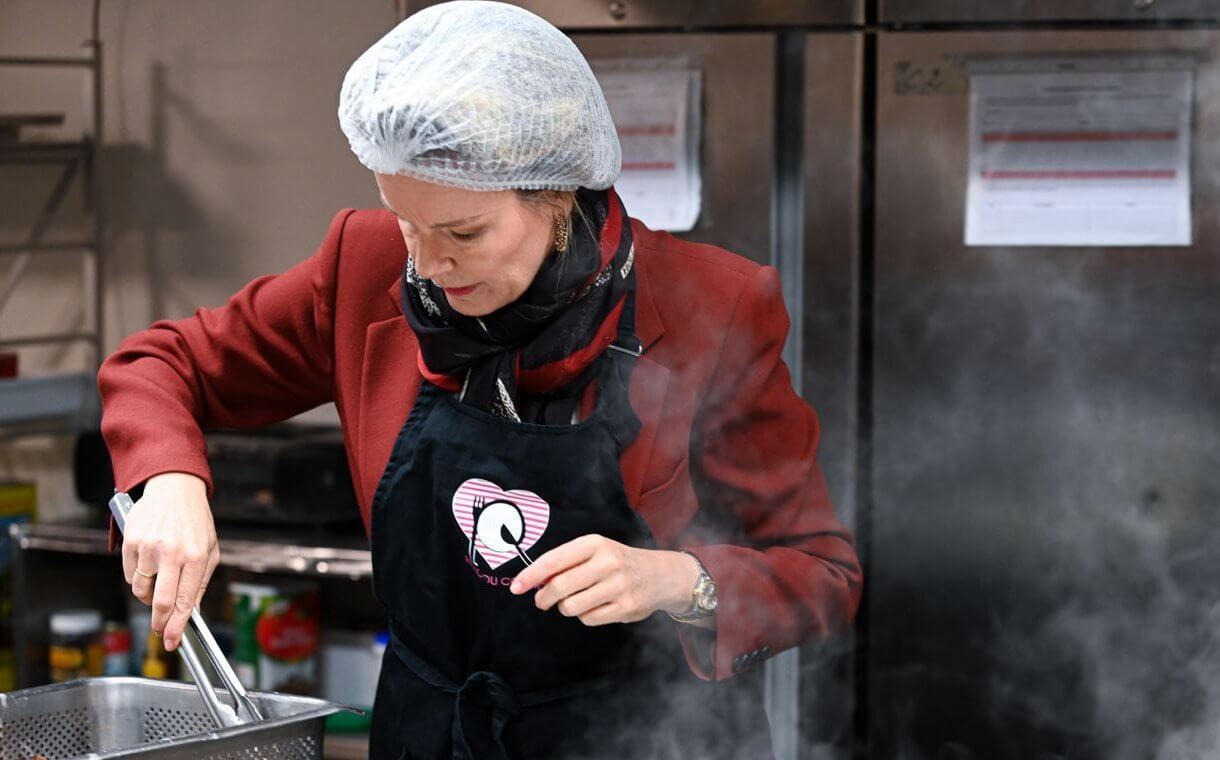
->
[[510, 534, 700, 625]]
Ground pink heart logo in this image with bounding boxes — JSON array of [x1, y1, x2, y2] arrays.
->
[[452, 478, 550, 571]]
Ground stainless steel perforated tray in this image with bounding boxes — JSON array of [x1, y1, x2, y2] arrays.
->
[[0, 677, 351, 759]]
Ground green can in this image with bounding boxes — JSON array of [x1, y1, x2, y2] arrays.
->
[[230, 580, 320, 694]]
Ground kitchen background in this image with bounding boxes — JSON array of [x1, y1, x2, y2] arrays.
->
[[2, 1, 1219, 759]]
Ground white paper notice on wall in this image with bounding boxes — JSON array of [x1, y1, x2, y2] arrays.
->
[[592, 58, 702, 231], [964, 67, 1193, 247]]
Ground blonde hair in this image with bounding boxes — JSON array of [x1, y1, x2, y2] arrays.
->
[[516, 188, 593, 239]]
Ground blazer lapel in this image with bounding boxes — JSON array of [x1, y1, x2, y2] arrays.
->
[[629, 220, 665, 355], [356, 307, 420, 511], [620, 355, 670, 507]]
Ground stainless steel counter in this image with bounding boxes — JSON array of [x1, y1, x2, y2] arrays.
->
[[11, 522, 373, 580]]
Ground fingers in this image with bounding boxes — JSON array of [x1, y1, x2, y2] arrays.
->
[[131, 570, 155, 606], [511, 534, 604, 594], [129, 545, 159, 606], [555, 577, 621, 619], [122, 538, 137, 585], [517, 536, 660, 626], [551, 571, 650, 625], [150, 560, 181, 645], [127, 540, 218, 651], [534, 555, 611, 611], [162, 555, 208, 651], [576, 602, 630, 627], [197, 546, 220, 607]]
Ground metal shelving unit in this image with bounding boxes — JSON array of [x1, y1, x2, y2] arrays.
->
[[8, 521, 376, 759], [10, 522, 373, 581], [0, 0, 105, 436]]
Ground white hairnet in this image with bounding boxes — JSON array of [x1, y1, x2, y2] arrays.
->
[[338, 1, 621, 191]]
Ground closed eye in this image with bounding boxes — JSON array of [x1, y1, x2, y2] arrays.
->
[[451, 229, 482, 242]]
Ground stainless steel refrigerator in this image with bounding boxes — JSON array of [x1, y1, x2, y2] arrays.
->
[[868, 2, 1220, 758]]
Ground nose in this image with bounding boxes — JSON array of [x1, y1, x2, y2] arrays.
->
[[411, 241, 455, 281]]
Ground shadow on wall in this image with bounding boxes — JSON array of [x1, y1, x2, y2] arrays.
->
[[1, 57, 264, 329], [106, 61, 254, 324]]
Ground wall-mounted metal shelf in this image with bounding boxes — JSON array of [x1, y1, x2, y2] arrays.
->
[[0, 140, 91, 165], [0, 333, 98, 349], [0, 0, 105, 441], [0, 240, 95, 254], [0, 373, 99, 429], [0, 56, 96, 68]]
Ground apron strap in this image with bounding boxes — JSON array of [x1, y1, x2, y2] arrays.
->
[[596, 284, 642, 449]]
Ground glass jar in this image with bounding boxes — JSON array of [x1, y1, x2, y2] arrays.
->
[[49, 609, 103, 682]]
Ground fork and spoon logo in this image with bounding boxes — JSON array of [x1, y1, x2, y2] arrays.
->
[[452, 478, 551, 571]]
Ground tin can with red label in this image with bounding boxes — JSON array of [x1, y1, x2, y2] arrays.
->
[[230, 580, 319, 694], [102, 621, 132, 676]]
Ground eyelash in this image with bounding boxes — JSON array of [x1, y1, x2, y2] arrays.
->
[[393, 217, 480, 243]]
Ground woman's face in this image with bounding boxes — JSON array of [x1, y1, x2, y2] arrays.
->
[[375, 173, 558, 317]]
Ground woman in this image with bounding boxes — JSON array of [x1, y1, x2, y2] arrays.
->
[[99, 3, 861, 758]]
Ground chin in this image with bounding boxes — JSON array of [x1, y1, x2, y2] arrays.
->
[[442, 285, 517, 318], [448, 298, 499, 318]]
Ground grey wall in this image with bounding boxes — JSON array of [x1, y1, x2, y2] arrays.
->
[[0, 1, 394, 518]]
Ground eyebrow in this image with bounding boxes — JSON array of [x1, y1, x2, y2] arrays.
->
[[379, 194, 489, 229]]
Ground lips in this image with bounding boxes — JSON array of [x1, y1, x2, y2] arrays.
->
[[442, 284, 477, 297]]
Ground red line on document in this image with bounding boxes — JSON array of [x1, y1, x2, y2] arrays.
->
[[981, 169, 1177, 180], [618, 125, 677, 136], [981, 131, 1178, 143], [622, 161, 677, 170]]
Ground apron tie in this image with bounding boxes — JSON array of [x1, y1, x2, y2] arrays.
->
[[389, 631, 527, 760], [387, 626, 635, 758], [452, 670, 523, 760]]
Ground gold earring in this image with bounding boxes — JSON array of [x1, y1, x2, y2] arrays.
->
[[553, 214, 570, 254]]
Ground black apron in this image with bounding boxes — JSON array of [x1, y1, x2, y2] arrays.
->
[[368, 296, 772, 760]]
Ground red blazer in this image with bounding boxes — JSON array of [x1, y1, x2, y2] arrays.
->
[[99, 209, 862, 681]]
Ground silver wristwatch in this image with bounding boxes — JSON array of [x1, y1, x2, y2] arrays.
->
[[668, 551, 717, 623]]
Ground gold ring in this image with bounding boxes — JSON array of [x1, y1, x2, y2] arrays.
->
[[134, 567, 156, 579]]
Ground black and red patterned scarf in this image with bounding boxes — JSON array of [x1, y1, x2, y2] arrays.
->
[[402, 187, 635, 425]]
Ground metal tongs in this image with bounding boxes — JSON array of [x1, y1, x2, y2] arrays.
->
[[109, 491, 266, 728]]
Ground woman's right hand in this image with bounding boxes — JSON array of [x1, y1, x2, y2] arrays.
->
[[121, 472, 219, 651]]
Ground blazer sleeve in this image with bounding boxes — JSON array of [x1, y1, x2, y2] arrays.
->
[[98, 208, 354, 499], [677, 265, 863, 681]]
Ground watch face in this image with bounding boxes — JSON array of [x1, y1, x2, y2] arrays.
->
[[696, 576, 717, 613]]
